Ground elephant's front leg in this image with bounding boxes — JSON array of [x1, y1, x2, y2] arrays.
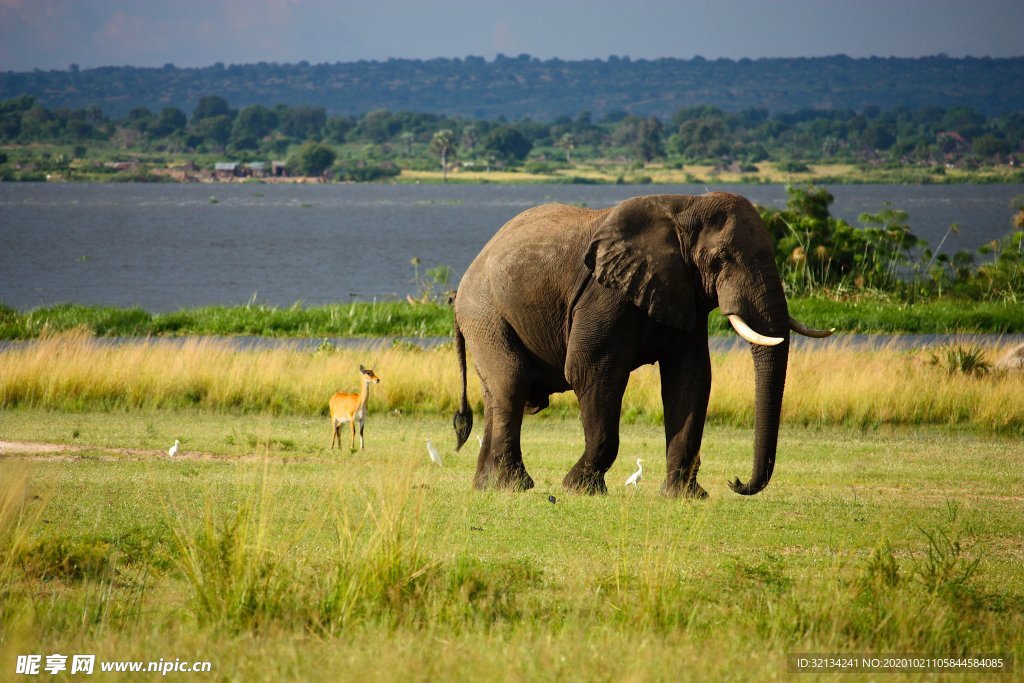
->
[[563, 375, 629, 495], [660, 344, 711, 499]]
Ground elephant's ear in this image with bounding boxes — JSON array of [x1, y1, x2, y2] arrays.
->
[[584, 197, 696, 331]]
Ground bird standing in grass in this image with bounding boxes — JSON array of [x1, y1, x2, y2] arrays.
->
[[624, 458, 643, 487], [426, 439, 442, 466], [168, 440, 179, 458]]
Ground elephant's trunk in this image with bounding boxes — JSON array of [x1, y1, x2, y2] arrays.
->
[[729, 339, 788, 495], [727, 290, 789, 496]]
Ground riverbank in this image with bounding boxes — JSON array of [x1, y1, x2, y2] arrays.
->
[[5, 141, 1022, 186], [398, 161, 1024, 186], [18, 160, 1024, 186], [2, 296, 1023, 339]]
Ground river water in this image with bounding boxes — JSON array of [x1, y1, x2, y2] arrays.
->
[[1, 182, 1022, 311], [2, 333, 1021, 354]]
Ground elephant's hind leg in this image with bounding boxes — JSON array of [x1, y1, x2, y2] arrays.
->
[[474, 390, 494, 484], [470, 352, 535, 492]]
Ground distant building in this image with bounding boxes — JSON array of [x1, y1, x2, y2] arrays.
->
[[245, 162, 267, 178], [214, 162, 240, 179], [271, 161, 288, 178]]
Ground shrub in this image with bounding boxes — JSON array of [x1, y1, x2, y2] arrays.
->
[[522, 160, 568, 175], [928, 344, 991, 376], [776, 160, 810, 173], [336, 164, 400, 182]]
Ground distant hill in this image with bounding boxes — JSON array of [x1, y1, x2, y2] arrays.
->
[[3, 55, 1022, 120]]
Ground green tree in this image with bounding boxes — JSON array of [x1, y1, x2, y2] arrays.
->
[[152, 107, 187, 137], [352, 109, 401, 143], [0, 96, 36, 139], [977, 229, 1024, 300], [323, 116, 356, 143], [279, 105, 326, 140], [460, 124, 480, 154], [290, 141, 336, 177], [482, 126, 532, 162], [972, 134, 1010, 158], [190, 116, 232, 148], [634, 117, 664, 162], [941, 107, 986, 139], [232, 105, 278, 144], [400, 131, 415, 155], [670, 104, 727, 128], [613, 116, 664, 162], [19, 105, 57, 140], [671, 115, 727, 160], [126, 107, 155, 133], [192, 95, 233, 123], [430, 129, 456, 182], [556, 132, 577, 163], [861, 123, 895, 151]]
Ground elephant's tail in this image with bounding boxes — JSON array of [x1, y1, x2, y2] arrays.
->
[[452, 313, 473, 451]]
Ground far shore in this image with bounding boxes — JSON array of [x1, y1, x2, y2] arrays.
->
[[16, 159, 1024, 186]]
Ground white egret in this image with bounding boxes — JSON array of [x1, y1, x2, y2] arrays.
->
[[168, 439, 179, 458], [624, 458, 643, 487], [426, 439, 442, 466]]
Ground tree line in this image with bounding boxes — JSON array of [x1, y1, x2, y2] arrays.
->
[[2, 95, 1022, 179], [4, 55, 1023, 120]]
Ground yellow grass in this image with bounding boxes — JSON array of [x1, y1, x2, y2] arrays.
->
[[400, 162, 1023, 186], [399, 169, 556, 184], [1, 329, 1022, 432], [400, 162, 845, 185]]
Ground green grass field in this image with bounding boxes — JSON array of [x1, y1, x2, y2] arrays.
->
[[2, 403, 1023, 679], [2, 335, 1023, 679]]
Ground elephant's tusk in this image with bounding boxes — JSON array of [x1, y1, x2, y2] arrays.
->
[[727, 314, 785, 346], [789, 316, 835, 338]]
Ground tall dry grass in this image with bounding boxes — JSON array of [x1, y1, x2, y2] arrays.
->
[[1, 329, 1022, 432], [0, 329, 472, 417], [707, 339, 1024, 432], [0, 464, 48, 629], [162, 458, 538, 636]]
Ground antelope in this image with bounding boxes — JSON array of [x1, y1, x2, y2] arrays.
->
[[329, 365, 380, 450]]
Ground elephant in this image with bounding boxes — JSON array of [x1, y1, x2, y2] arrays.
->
[[451, 192, 832, 497]]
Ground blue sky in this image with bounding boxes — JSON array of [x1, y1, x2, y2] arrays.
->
[[1, 0, 1022, 71]]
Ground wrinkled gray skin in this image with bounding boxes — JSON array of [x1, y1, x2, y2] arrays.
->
[[452, 192, 790, 497]]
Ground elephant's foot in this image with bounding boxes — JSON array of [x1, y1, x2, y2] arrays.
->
[[473, 462, 535, 491], [562, 464, 608, 495], [661, 478, 709, 499]]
